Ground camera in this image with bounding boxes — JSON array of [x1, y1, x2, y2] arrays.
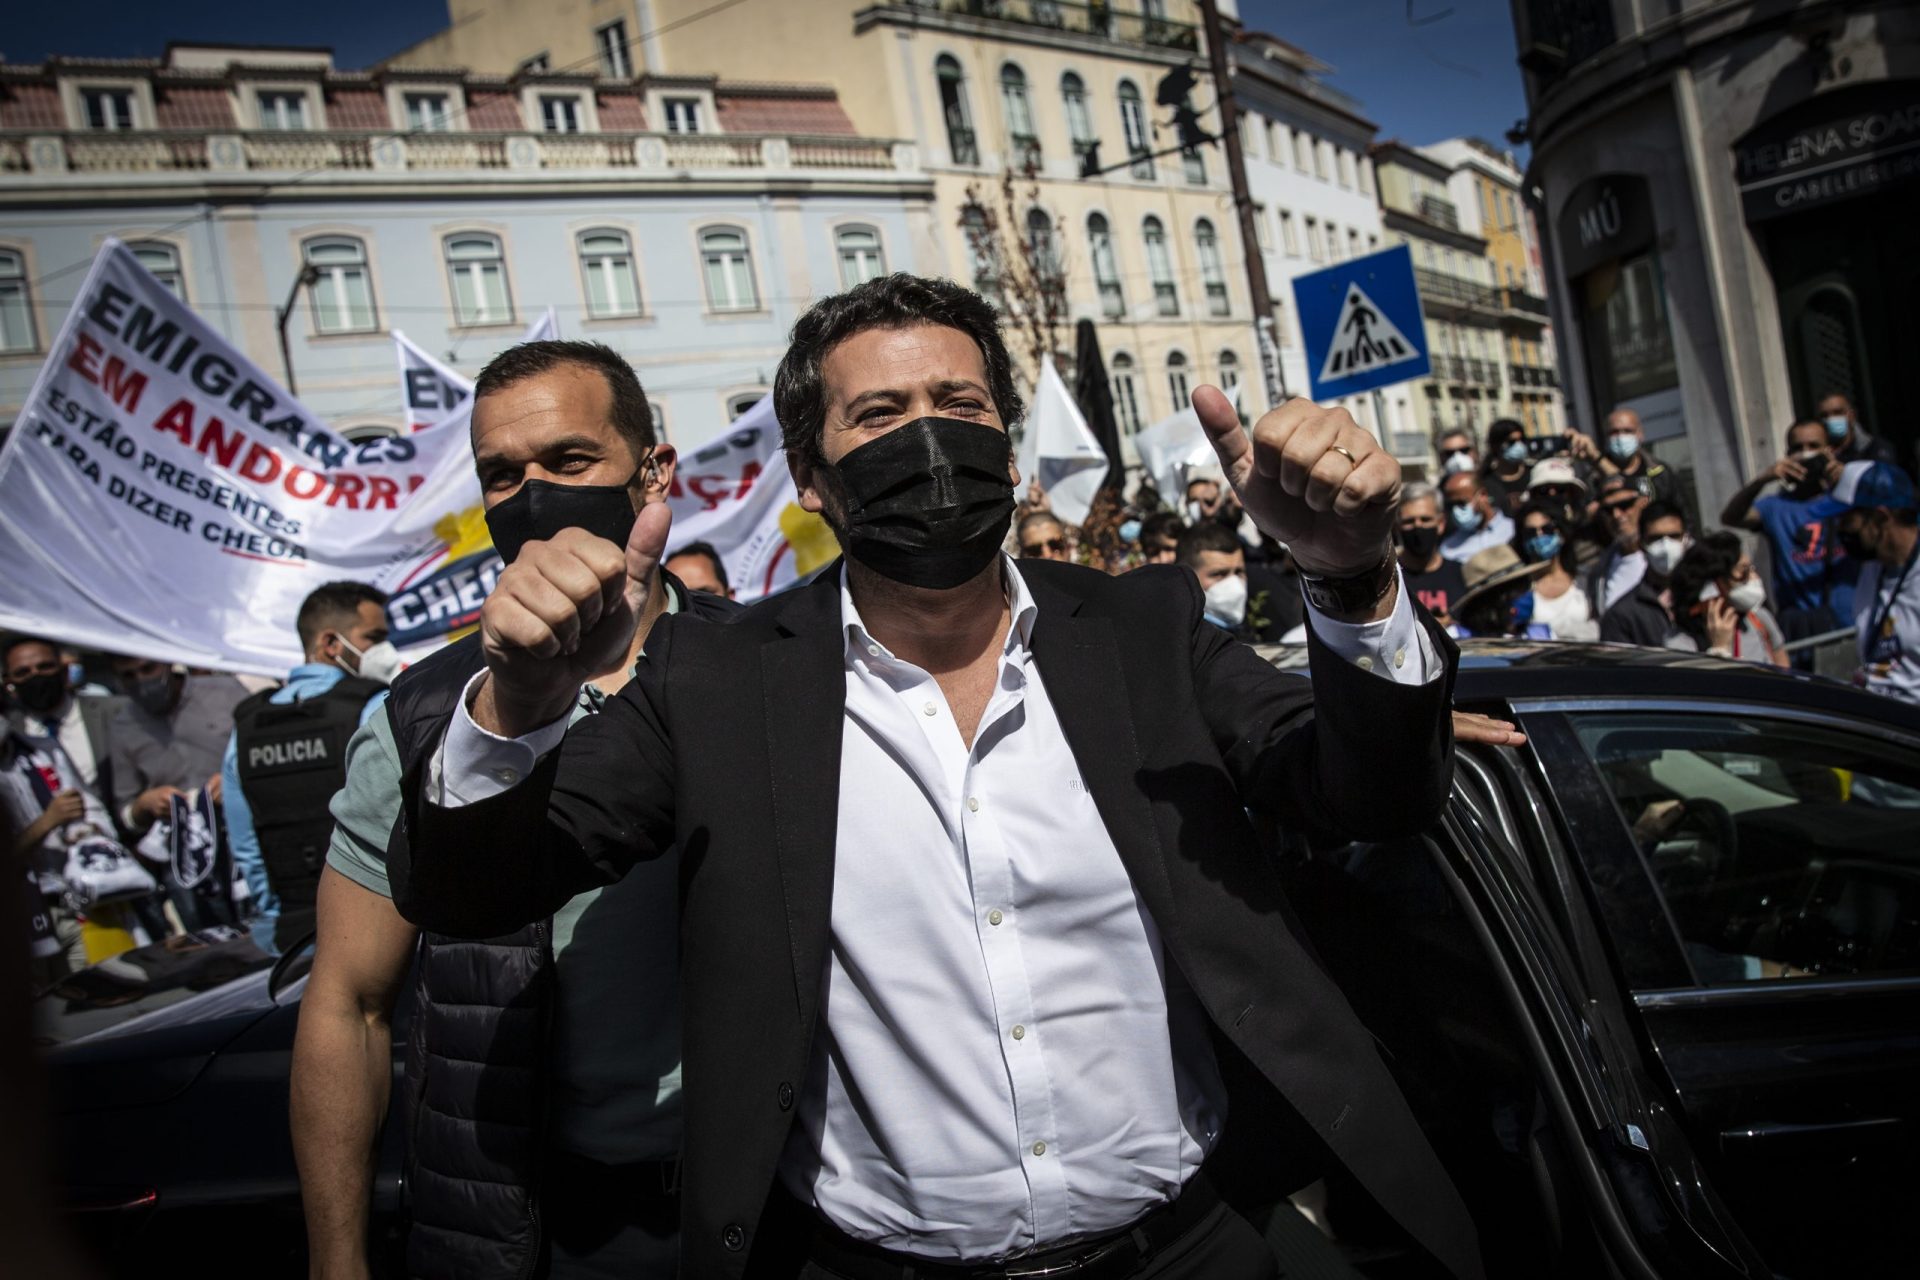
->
[[1525, 434, 1570, 460]]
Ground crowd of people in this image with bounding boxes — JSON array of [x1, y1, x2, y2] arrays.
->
[[4, 264, 1916, 1280]]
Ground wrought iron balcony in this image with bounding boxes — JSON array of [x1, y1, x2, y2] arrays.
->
[[1414, 267, 1500, 315], [868, 1, 1201, 54]]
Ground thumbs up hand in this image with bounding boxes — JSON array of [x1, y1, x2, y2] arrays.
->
[[1192, 387, 1399, 579], [475, 502, 671, 737]]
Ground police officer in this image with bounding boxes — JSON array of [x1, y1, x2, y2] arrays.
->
[[221, 581, 397, 952]]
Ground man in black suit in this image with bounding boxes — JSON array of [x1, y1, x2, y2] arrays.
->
[[395, 275, 1486, 1280]]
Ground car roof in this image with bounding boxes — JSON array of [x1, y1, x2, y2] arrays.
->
[[1257, 639, 1920, 732]]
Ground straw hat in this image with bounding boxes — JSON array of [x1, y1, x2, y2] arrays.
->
[[1452, 544, 1552, 617]]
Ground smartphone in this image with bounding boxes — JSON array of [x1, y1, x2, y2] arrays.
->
[[1525, 435, 1570, 460]]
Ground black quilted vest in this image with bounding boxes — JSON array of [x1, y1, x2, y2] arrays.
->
[[384, 575, 734, 1280]]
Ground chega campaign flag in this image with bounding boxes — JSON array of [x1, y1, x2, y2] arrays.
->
[[1132, 383, 1240, 509], [394, 309, 555, 433], [666, 394, 837, 602], [0, 239, 490, 675], [1015, 355, 1109, 528]]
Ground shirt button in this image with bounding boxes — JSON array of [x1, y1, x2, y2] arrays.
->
[[967, 796, 980, 813], [1393, 647, 1406, 669], [988, 909, 1003, 926], [867, 644, 881, 658], [721, 1224, 746, 1251], [492, 767, 519, 784], [1011, 1024, 1025, 1040], [1356, 656, 1374, 672], [1032, 1141, 1047, 1156], [923, 701, 938, 717]]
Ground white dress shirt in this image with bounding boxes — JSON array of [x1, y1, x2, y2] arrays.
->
[[435, 557, 1437, 1260], [1601, 547, 1648, 613], [1440, 511, 1515, 563], [30, 697, 97, 793]]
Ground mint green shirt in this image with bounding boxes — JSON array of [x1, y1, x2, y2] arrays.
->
[[326, 678, 683, 1164]]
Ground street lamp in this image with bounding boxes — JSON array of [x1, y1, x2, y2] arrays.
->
[[276, 264, 322, 398]]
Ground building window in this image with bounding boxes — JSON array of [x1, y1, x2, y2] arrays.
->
[[257, 91, 309, 131], [1305, 216, 1323, 263], [445, 233, 512, 325], [1348, 228, 1362, 259], [405, 93, 452, 132], [1279, 209, 1298, 256], [578, 228, 640, 318], [1339, 149, 1356, 190], [1182, 144, 1206, 185], [1268, 121, 1285, 166], [1216, 350, 1242, 411], [1143, 216, 1177, 317], [541, 95, 582, 133], [518, 52, 551, 74], [1061, 73, 1095, 167], [700, 227, 759, 312], [1359, 158, 1374, 196], [1294, 129, 1312, 171], [728, 392, 765, 420], [958, 203, 1003, 309], [302, 236, 377, 334], [1118, 80, 1153, 179], [81, 88, 134, 131], [1000, 64, 1039, 169], [1025, 208, 1062, 306], [1088, 212, 1123, 319], [664, 97, 702, 134], [1166, 351, 1191, 412], [836, 225, 886, 288], [1195, 219, 1228, 317], [130, 242, 184, 300], [936, 56, 977, 166], [1251, 203, 1271, 252], [1240, 112, 1262, 160], [0, 249, 36, 353], [596, 20, 631, 78], [1111, 353, 1142, 434], [1315, 140, 1331, 181]]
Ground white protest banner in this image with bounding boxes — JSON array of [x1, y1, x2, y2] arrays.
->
[[0, 239, 488, 675], [394, 308, 554, 433], [1132, 383, 1239, 511], [665, 394, 838, 602], [1015, 355, 1109, 527]]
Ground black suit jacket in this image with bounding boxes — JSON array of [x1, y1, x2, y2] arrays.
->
[[393, 560, 1482, 1280]]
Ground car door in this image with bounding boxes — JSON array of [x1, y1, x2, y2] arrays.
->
[[1516, 696, 1920, 1280]]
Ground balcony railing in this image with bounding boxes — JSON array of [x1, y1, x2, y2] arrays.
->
[[948, 124, 980, 166], [1009, 132, 1042, 170], [873, 1, 1201, 54], [1414, 267, 1500, 315], [1511, 363, 1559, 390], [1500, 286, 1550, 318], [1417, 195, 1460, 231], [4, 129, 913, 177]]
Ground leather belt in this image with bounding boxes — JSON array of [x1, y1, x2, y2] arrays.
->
[[801, 1167, 1221, 1280]]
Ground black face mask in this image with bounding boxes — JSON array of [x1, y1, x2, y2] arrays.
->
[[11, 671, 67, 714], [825, 417, 1015, 590], [485, 479, 639, 565], [1838, 522, 1874, 562], [1400, 526, 1442, 563]]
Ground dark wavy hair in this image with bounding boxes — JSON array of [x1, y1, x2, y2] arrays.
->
[[774, 274, 1025, 468]]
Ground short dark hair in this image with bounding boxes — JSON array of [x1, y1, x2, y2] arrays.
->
[[1784, 418, 1827, 450], [666, 540, 729, 594], [297, 581, 389, 653], [1017, 510, 1065, 538], [2, 633, 59, 674], [774, 274, 1024, 468], [1639, 499, 1687, 534], [1174, 519, 1241, 568], [1487, 418, 1525, 448], [1140, 511, 1184, 547], [473, 340, 656, 456]]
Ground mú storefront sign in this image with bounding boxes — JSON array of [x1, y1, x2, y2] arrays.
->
[[1734, 79, 1920, 222]]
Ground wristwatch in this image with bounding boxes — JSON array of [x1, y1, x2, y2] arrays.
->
[[1298, 552, 1397, 615]]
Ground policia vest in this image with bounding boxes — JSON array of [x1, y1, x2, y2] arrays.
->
[[233, 676, 385, 951]]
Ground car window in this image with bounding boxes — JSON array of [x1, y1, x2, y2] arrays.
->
[[1570, 713, 1920, 984]]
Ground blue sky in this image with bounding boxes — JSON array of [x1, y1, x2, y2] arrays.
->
[[6, 0, 1529, 153]]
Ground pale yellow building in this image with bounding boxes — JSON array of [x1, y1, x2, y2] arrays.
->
[[390, 1, 1262, 447]]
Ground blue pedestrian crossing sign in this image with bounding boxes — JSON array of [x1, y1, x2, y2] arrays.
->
[[1292, 244, 1430, 401]]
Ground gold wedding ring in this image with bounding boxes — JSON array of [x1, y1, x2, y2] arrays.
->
[[1329, 445, 1358, 466]]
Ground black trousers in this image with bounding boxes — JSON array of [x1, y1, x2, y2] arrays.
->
[[796, 1201, 1277, 1280], [537, 1150, 679, 1280]]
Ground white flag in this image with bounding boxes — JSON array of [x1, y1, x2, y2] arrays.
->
[[394, 308, 556, 433], [1015, 355, 1109, 527], [666, 395, 838, 602], [0, 240, 490, 675], [1132, 382, 1239, 511]]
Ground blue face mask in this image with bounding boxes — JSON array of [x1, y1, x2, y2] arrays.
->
[[1524, 532, 1563, 563], [1510, 590, 1536, 630], [1118, 518, 1142, 543], [1501, 440, 1529, 464], [1607, 434, 1640, 462], [1825, 414, 1850, 442], [1449, 502, 1483, 534]]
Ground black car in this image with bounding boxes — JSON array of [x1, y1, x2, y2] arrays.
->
[[37, 643, 1920, 1278], [36, 926, 410, 1277]]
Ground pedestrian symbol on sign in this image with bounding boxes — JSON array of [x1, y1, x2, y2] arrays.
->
[[1319, 283, 1421, 384]]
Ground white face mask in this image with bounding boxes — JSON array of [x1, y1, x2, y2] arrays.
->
[[1204, 574, 1249, 627], [336, 636, 403, 684], [1727, 577, 1767, 614], [1442, 451, 1477, 475], [1643, 535, 1688, 576]]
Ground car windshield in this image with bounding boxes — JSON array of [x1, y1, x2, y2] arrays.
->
[[1572, 712, 1920, 982], [32, 926, 277, 1046]]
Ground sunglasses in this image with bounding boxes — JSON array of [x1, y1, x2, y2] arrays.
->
[[1602, 499, 1640, 515], [1524, 522, 1560, 536], [1021, 538, 1070, 557]]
